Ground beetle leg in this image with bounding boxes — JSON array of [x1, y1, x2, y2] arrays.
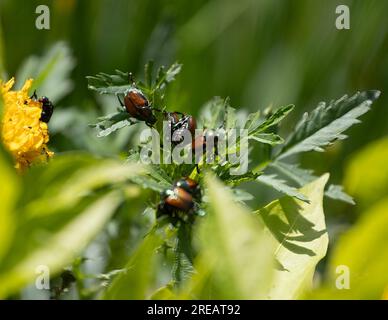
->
[[30, 90, 38, 100], [117, 95, 124, 107]]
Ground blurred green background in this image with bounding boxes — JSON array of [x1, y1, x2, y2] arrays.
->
[[0, 0, 387, 300], [1, 0, 387, 225], [0, 0, 388, 221]]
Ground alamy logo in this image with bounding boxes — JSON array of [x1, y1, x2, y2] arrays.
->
[[138, 124, 248, 175], [35, 265, 50, 290], [35, 5, 50, 30], [335, 5, 350, 30], [335, 265, 350, 290]]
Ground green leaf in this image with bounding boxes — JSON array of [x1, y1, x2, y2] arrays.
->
[[199, 97, 228, 129], [16, 42, 75, 102], [126, 153, 172, 192], [144, 60, 154, 88], [256, 174, 310, 202], [250, 133, 284, 145], [272, 161, 354, 204], [220, 170, 260, 187], [182, 173, 275, 299], [244, 110, 261, 132], [151, 284, 176, 300], [87, 70, 135, 95], [325, 185, 355, 205], [224, 105, 237, 130], [256, 174, 329, 299], [153, 62, 182, 92], [128, 175, 167, 193], [89, 111, 136, 137], [244, 105, 293, 146], [173, 223, 194, 285], [102, 232, 162, 299], [244, 104, 294, 133], [310, 198, 388, 299], [278, 91, 380, 160], [0, 191, 122, 298]]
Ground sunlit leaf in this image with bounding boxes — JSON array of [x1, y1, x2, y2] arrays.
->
[[256, 174, 329, 299], [181, 173, 275, 299]]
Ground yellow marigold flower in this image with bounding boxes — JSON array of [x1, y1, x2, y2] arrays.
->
[[1, 78, 54, 171]]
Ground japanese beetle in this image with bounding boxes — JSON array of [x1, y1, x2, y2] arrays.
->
[[118, 88, 157, 126], [192, 130, 219, 173], [192, 129, 219, 156], [165, 112, 197, 145], [30, 91, 54, 123], [157, 177, 201, 220], [39, 96, 54, 123], [117, 72, 160, 126], [175, 177, 200, 198]]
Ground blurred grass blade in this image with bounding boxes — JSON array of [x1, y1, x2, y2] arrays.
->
[[329, 198, 388, 299], [0, 16, 6, 78], [0, 191, 122, 298], [24, 157, 145, 218], [344, 137, 388, 208], [181, 173, 275, 299], [102, 232, 162, 300], [256, 174, 329, 299], [16, 42, 75, 102], [310, 198, 388, 299], [0, 146, 19, 262]]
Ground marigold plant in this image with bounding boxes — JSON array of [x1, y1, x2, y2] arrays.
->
[[0, 78, 53, 170]]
